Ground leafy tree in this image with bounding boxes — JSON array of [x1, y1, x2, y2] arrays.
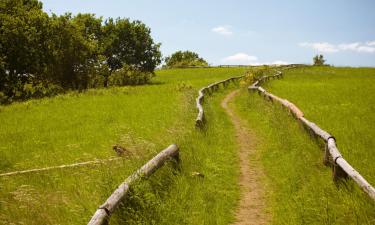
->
[[313, 54, 326, 66], [164, 51, 208, 68], [47, 13, 102, 90], [0, 0, 51, 99], [101, 18, 161, 86], [0, 0, 162, 103]]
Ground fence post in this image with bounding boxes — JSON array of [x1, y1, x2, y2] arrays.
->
[[323, 142, 331, 166], [333, 161, 348, 181]]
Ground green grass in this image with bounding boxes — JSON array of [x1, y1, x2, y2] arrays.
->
[[0, 67, 246, 224], [263, 66, 375, 185], [2, 66, 374, 225], [232, 67, 375, 225]]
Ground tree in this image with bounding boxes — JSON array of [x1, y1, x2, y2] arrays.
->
[[101, 18, 161, 86], [0, 0, 162, 103], [46, 13, 103, 90], [0, 0, 51, 98], [164, 51, 208, 68], [313, 54, 326, 66]]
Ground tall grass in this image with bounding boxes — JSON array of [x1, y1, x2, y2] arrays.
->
[[263, 66, 375, 185], [0, 67, 246, 224], [232, 68, 375, 224]]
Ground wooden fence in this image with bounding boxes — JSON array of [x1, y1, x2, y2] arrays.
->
[[160, 64, 307, 70], [88, 144, 180, 225], [195, 76, 244, 128], [248, 69, 375, 201]]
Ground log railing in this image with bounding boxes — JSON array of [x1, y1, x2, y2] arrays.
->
[[248, 69, 375, 201], [88, 144, 180, 225], [195, 76, 244, 128]]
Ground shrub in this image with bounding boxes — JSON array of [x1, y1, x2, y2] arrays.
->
[[163, 51, 208, 68], [108, 65, 154, 86], [313, 54, 326, 66]]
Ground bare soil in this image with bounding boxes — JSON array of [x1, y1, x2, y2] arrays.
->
[[221, 90, 269, 225]]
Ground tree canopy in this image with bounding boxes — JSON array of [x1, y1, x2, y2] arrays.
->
[[313, 54, 326, 66], [0, 0, 161, 103], [164, 51, 208, 68]]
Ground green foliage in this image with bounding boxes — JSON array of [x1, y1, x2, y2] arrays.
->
[[102, 18, 162, 74], [108, 65, 154, 86], [313, 54, 326, 66], [0, 0, 161, 103], [241, 65, 273, 86], [164, 51, 208, 68]]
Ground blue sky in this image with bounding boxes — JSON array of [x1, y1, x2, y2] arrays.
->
[[40, 0, 375, 67]]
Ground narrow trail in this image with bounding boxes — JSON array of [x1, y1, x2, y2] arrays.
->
[[221, 90, 269, 225]]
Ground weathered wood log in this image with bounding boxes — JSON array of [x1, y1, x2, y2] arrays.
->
[[279, 100, 304, 118], [335, 157, 375, 200], [257, 87, 266, 94], [88, 144, 180, 225], [0, 158, 121, 177], [299, 117, 332, 141], [195, 75, 244, 129]]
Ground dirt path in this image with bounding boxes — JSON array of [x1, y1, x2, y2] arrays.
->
[[221, 90, 269, 225]]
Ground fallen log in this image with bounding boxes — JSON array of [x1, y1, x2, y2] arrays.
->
[[88, 144, 180, 225]]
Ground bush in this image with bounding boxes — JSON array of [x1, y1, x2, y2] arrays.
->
[[240, 66, 272, 87], [0, 77, 64, 104], [163, 51, 208, 68], [313, 54, 326, 66], [108, 66, 154, 86]]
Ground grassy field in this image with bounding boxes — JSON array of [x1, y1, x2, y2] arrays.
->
[[264, 66, 375, 185], [0, 67, 246, 224], [232, 66, 375, 224], [1, 66, 374, 224]]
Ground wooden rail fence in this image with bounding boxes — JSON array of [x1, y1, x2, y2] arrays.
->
[[88, 144, 180, 225], [195, 76, 244, 128], [248, 69, 375, 201]]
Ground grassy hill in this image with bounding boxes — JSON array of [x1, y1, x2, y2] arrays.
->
[[0, 67, 246, 224], [0, 66, 374, 224], [233, 66, 375, 224]]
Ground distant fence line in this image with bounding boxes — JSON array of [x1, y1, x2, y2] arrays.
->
[[88, 144, 180, 225], [158, 64, 307, 70], [248, 68, 375, 201]]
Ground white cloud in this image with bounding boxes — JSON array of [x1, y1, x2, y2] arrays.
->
[[299, 42, 339, 53], [221, 53, 290, 66], [271, 60, 290, 65], [212, 26, 233, 36], [338, 42, 375, 53], [300, 41, 375, 54], [222, 53, 257, 64], [356, 46, 375, 53]]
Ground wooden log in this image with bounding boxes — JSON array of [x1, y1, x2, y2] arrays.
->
[[285, 101, 304, 118], [0, 158, 121, 177], [88, 144, 180, 225], [194, 75, 244, 129], [257, 87, 266, 94], [299, 117, 332, 141], [335, 157, 375, 201]]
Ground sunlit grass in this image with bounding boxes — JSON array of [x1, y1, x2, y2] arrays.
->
[[0, 67, 246, 224], [232, 67, 375, 225], [264, 66, 375, 185]]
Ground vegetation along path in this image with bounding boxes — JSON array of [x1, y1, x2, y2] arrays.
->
[[221, 90, 268, 225]]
